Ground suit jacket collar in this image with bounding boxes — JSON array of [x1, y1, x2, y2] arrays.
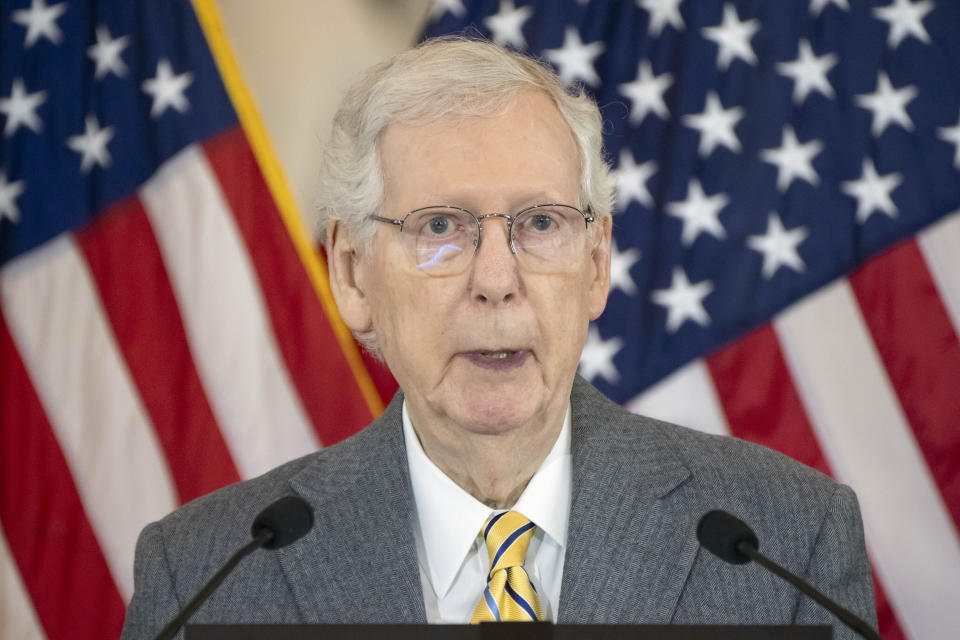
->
[[279, 393, 427, 623], [558, 377, 702, 623]]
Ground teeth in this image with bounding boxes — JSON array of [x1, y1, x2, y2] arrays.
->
[[482, 350, 515, 359]]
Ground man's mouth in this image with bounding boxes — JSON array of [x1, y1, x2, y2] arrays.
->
[[463, 349, 530, 371], [480, 350, 517, 359]]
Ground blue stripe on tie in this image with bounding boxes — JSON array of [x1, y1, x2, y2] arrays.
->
[[504, 578, 538, 621], [483, 584, 501, 621], [484, 511, 507, 539], [490, 521, 536, 572]]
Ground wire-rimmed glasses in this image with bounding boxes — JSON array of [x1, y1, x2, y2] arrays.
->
[[368, 204, 595, 276]]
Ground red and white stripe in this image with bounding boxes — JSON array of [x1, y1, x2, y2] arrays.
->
[[1, 511, 47, 640], [139, 144, 320, 479], [0, 127, 376, 639], [1, 235, 180, 600], [629, 210, 960, 639]]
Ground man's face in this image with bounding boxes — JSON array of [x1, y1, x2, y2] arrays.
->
[[332, 89, 611, 439]]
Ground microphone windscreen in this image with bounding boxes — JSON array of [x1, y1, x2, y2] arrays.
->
[[251, 496, 314, 550], [696, 509, 759, 565]]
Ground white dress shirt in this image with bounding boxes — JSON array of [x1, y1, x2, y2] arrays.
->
[[402, 401, 572, 623]]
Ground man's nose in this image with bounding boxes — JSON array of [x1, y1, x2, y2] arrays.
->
[[469, 218, 520, 305]]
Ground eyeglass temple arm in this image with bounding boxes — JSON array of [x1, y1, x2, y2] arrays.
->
[[368, 214, 405, 229]]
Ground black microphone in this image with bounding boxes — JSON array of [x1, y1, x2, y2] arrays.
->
[[696, 510, 882, 640], [151, 495, 314, 640]]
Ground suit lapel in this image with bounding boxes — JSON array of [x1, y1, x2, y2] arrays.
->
[[558, 379, 704, 624], [276, 395, 427, 623]]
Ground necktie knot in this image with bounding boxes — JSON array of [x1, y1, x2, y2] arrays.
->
[[472, 510, 543, 623], [482, 510, 536, 573]]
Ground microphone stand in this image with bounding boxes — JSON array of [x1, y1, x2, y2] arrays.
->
[[735, 541, 882, 640], [151, 529, 273, 640]]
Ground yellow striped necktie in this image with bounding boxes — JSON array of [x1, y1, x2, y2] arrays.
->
[[471, 511, 543, 622]]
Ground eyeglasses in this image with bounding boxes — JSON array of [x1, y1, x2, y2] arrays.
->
[[368, 204, 596, 276]]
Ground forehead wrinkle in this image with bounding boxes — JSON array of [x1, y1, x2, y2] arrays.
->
[[379, 90, 580, 214]]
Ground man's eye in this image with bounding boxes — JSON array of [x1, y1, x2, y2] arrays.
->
[[529, 214, 555, 232], [426, 216, 452, 235]]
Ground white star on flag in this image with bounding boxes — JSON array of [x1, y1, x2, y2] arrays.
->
[[142, 59, 194, 119], [761, 126, 824, 192], [855, 72, 918, 137], [619, 60, 673, 124], [776, 39, 838, 104], [579, 325, 623, 383], [639, 0, 685, 37], [11, 0, 67, 48], [841, 158, 903, 224], [809, 0, 849, 15], [66, 114, 115, 173], [746, 212, 809, 279], [873, 0, 934, 49], [666, 179, 729, 246], [609, 239, 642, 295], [683, 91, 744, 157], [545, 26, 605, 87], [483, 0, 532, 49], [938, 111, 960, 170], [0, 171, 25, 224], [701, 3, 760, 70], [0, 78, 47, 137], [651, 267, 714, 333], [428, 0, 466, 20], [88, 25, 130, 80], [613, 150, 656, 210]]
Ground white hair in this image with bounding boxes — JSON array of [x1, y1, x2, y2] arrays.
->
[[316, 36, 615, 355]]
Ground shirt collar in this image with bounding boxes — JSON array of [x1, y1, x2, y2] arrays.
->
[[403, 400, 572, 599]]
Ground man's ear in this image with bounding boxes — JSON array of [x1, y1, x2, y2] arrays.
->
[[327, 220, 373, 333], [587, 214, 613, 321]]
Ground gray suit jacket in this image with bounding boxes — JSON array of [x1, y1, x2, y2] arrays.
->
[[121, 377, 877, 638]]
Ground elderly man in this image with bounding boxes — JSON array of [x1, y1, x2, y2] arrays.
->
[[122, 38, 877, 637]]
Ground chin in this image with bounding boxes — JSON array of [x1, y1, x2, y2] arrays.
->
[[448, 389, 541, 435]]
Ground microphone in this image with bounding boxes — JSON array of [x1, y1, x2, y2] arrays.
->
[[251, 495, 314, 549], [151, 495, 314, 640], [696, 510, 882, 640]]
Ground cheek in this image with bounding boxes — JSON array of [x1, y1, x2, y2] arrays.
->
[[368, 278, 455, 376], [536, 274, 593, 351], [360, 249, 416, 339]]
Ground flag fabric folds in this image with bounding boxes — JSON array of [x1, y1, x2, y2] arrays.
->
[[0, 1, 387, 637], [425, 1, 960, 638]]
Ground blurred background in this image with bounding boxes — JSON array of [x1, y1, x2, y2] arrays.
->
[[1, 1, 958, 639], [216, 0, 430, 236]]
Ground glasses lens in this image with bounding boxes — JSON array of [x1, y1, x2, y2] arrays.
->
[[404, 207, 476, 274], [512, 205, 587, 270]]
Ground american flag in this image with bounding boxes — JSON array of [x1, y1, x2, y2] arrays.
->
[[0, 0, 395, 637], [428, 1, 960, 638]]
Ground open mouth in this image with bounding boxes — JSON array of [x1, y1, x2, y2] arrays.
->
[[464, 349, 529, 371], [480, 350, 517, 359]]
